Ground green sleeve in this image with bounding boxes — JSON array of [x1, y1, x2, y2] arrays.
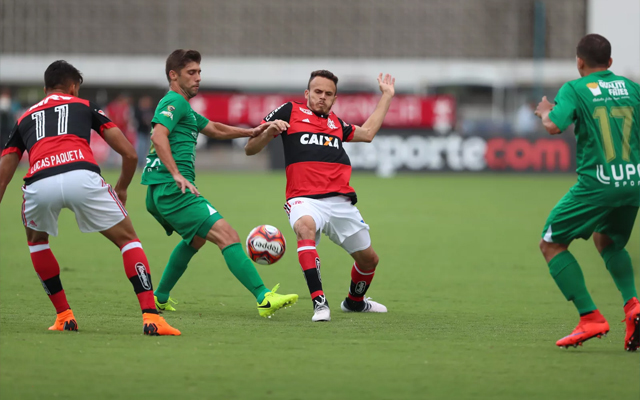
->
[[151, 95, 187, 133], [548, 83, 578, 132], [194, 111, 210, 132]]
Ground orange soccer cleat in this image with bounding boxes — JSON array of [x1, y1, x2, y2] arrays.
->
[[48, 309, 78, 331], [143, 313, 181, 336], [556, 310, 609, 349], [623, 297, 640, 352]]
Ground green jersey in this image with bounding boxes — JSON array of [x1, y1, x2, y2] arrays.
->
[[141, 90, 209, 185], [549, 70, 640, 207]]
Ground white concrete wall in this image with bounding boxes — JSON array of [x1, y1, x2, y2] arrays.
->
[[588, 0, 640, 80]]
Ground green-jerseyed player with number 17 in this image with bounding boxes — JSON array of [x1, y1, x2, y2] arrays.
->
[[535, 34, 640, 351], [141, 49, 297, 319]]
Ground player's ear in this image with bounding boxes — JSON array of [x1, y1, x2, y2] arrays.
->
[[576, 57, 585, 70], [607, 58, 612, 68], [304, 89, 309, 100], [169, 70, 178, 81]]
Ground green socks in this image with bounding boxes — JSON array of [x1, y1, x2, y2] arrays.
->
[[222, 243, 269, 302], [155, 240, 198, 303], [601, 246, 637, 304], [548, 251, 597, 314]]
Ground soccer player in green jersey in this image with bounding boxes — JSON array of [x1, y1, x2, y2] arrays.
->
[[535, 34, 640, 351], [142, 49, 297, 318]]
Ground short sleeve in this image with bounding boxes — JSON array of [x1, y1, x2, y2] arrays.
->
[[1, 123, 25, 158], [262, 102, 292, 124], [194, 111, 209, 132], [151, 95, 187, 133], [90, 102, 117, 136], [337, 117, 356, 142], [548, 83, 578, 132]]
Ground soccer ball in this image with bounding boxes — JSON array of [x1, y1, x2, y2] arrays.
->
[[245, 225, 286, 265]]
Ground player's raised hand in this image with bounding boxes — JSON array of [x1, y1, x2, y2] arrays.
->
[[173, 173, 200, 196], [378, 73, 395, 97], [535, 96, 554, 118]]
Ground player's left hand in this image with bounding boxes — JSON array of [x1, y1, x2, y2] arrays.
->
[[535, 96, 554, 118], [378, 73, 395, 97], [114, 187, 128, 206]]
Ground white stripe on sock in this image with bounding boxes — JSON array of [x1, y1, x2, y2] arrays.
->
[[297, 246, 316, 252], [353, 263, 375, 275], [28, 243, 50, 253], [121, 241, 143, 254]]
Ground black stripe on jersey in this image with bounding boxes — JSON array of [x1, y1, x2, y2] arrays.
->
[[282, 131, 351, 166], [287, 191, 358, 204], [24, 162, 101, 185]]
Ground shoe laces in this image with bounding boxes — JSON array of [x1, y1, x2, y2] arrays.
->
[[167, 297, 178, 305], [314, 295, 328, 310]]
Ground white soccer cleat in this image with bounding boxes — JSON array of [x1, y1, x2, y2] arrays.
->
[[311, 295, 331, 322], [341, 297, 387, 313]]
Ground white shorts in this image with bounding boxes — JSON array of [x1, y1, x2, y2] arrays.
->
[[21, 169, 127, 236], [284, 196, 371, 254]]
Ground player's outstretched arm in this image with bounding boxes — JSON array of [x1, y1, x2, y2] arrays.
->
[[201, 121, 262, 140], [0, 153, 20, 204], [102, 126, 138, 206], [245, 120, 289, 156], [150, 123, 200, 196], [535, 96, 562, 135], [350, 73, 395, 143]]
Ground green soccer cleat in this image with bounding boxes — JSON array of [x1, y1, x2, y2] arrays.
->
[[155, 296, 178, 312], [257, 284, 298, 318]]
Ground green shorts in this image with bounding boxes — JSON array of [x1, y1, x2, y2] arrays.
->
[[146, 182, 223, 244], [541, 192, 638, 249]]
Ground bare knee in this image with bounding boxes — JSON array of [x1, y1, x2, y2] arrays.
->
[[100, 217, 138, 248], [539, 239, 568, 263], [354, 249, 379, 272], [593, 232, 613, 254], [206, 219, 241, 250], [25, 228, 48, 244], [294, 216, 316, 241]]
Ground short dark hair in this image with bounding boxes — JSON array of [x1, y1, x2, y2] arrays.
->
[[308, 70, 338, 91], [576, 34, 611, 68], [44, 60, 83, 90], [165, 49, 201, 82]]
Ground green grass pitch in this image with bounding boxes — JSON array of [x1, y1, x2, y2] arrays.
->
[[0, 171, 638, 400]]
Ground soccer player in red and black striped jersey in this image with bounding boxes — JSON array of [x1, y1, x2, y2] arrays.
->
[[0, 60, 180, 335], [246, 70, 395, 322]]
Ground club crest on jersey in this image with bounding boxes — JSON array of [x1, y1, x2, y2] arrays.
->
[[299, 107, 313, 115], [98, 109, 107, 116], [167, 105, 176, 112], [327, 118, 337, 130], [300, 133, 340, 149]]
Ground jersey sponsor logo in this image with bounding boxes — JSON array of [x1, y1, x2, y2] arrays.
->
[[596, 163, 640, 187], [598, 80, 629, 97], [327, 118, 337, 130], [300, 133, 340, 149], [160, 111, 173, 120], [28, 94, 74, 112], [587, 82, 602, 96], [265, 103, 287, 122], [167, 105, 176, 112], [29, 149, 86, 175], [299, 107, 313, 115]]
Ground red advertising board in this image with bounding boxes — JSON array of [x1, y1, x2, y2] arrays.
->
[[189, 93, 455, 130]]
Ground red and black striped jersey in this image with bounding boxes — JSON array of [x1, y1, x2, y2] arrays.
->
[[1, 93, 116, 184], [262, 101, 358, 204]]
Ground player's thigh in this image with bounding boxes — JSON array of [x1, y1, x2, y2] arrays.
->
[[541, 192, 610, 245], [285, 197, 327, 244], [62, 170, 128, 233], [21, 175, 65, 236], [325, 198, 370, 251], [594, 206, 639, 250], [151, 182, 223, 244]]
